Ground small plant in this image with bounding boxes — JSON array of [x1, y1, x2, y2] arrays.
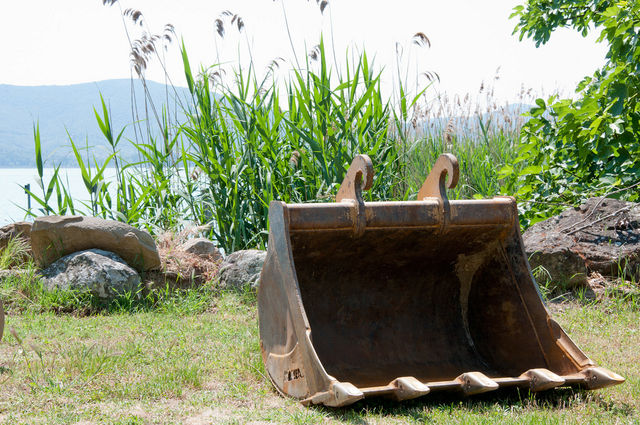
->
[[531, 263, 552, 300], [0, 236, 31, 270], [10, 328, 64, 393], [22, 123, 74, 217]]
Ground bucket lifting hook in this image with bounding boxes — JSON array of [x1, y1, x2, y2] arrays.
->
[[336, 154, 374, 237], [418, 153, 459, 231]]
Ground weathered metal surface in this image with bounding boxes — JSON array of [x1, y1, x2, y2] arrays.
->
[[258, 153, 625, 407]]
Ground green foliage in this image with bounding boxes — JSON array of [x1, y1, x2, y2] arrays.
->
[[181, 39, 401, 251], [28, 0, 527, 250], [29, 44, 524, 251], [24, 123, 72, 217], [507, 0, 640, 226], [0, 236, 31, 270]]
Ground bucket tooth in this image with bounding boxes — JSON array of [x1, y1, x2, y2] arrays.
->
[[579, 367, 625, 390], [456, 372, 499, 395], [390, 376, 430, 401], [520, 368, 565, 392], [306, 382, 364, 407]]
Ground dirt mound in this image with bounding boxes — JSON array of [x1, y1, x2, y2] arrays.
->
[[145, 231, 221, 288]]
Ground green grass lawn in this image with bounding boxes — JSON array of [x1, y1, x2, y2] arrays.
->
[[0, 291, 637, 424]]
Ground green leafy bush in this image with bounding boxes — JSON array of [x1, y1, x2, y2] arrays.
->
[[506, 0, 640, 226]]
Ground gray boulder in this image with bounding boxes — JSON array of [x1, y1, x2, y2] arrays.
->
[[0, 269, 29, 282], [31, 215, 160, 272], [180, 238, 222, 260], [218, 249, 266, 290], [40, 249, 141, 300], [523, 197, 640, 287]]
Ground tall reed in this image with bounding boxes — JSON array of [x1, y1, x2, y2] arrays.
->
[[27, 1, 530, 251], [404, 82, 537, 200], [179, 38, 402, 251]]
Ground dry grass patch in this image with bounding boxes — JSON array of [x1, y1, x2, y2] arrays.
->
[[146, 231, 221, 289]]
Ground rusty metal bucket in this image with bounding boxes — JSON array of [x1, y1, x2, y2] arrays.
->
[[258, 154, 624, 407]]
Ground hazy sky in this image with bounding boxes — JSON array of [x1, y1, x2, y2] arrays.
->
[[0, 0, 606, 102]]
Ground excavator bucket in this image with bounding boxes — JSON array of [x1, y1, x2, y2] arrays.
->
[[258, 154, 624, 407]]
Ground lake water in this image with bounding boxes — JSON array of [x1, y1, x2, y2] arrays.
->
[[0, 168, 117, 226]]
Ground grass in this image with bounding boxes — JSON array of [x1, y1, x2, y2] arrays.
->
[[0, 284, 637, 424], [0, 267, 216, 316], [0, 237, 30, 270]]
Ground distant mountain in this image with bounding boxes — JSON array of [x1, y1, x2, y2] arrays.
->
[[0, 80, 533, 168], [0, 79, 190, 167]]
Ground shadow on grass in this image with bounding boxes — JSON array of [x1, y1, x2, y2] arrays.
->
[[312, 387, 635, 424]]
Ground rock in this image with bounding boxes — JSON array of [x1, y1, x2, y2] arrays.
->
[[586, 272, 608, 300], [180, 238, 222, 260], [40, 249, 141, 300], [31, 216, 160, 272], [524, 226, 588, 288], [586, 271, 639, 300], [0, 221, 32, 251], [0, 269, 30, 282], [523, 197, 640, 288], [218, 249, 266, 290]]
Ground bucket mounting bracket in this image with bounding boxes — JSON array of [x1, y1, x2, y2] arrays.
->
[[336, 154, 374, 237]]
